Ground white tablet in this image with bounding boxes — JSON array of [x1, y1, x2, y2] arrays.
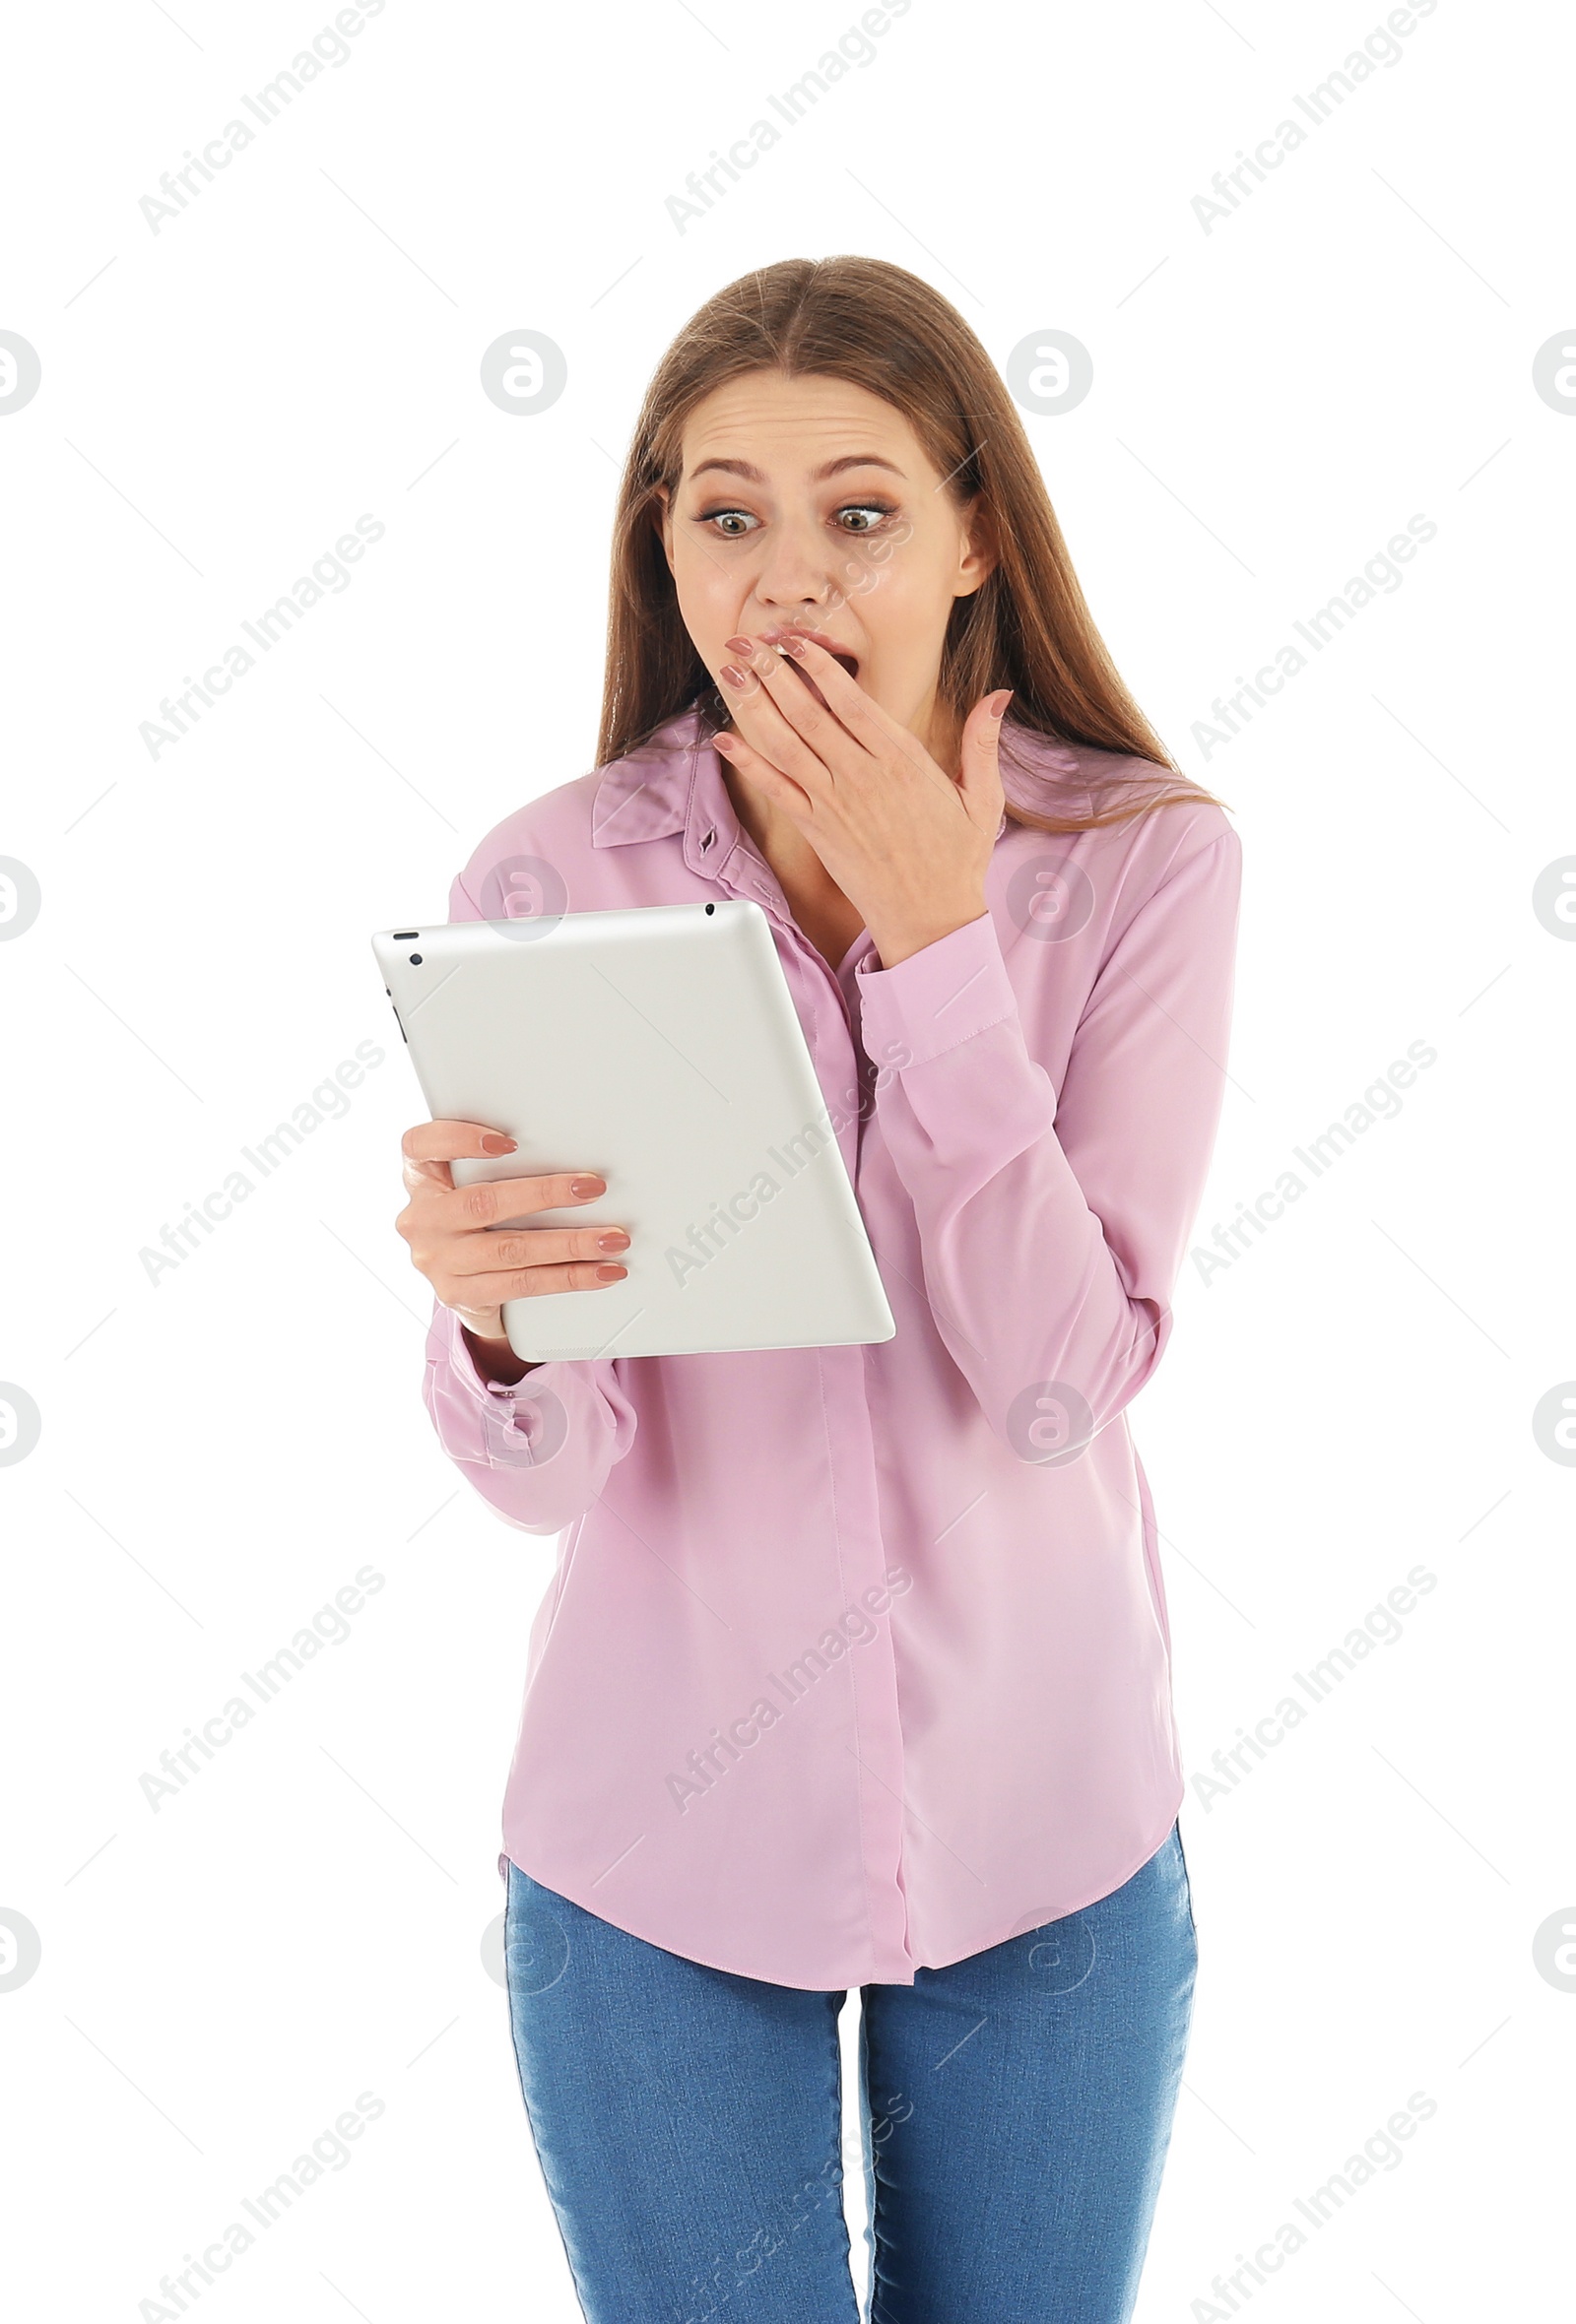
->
[[370, 902, 896, 1362]]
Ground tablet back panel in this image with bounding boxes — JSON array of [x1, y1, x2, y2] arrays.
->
[[372, 902, 896, 1361]]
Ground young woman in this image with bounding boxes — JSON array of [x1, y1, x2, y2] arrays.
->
[[393, 256, 1240, 2324]]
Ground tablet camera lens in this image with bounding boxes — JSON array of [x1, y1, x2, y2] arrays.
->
[[704, 903, 714, 915], [409, 953, 422, 965]]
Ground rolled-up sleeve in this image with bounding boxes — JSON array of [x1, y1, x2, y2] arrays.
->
[[422, 1298, 639, 1535], [853, 828, 1241, 1454]]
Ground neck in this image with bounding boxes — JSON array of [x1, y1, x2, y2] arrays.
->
[[721, 761, 825, 893]]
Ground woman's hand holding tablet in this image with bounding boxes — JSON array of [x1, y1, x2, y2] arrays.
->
[[394, 1120, 631, 1384]]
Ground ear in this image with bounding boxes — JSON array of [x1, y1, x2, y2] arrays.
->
[[952, 492, 999, 602], [654, 484, 676, 578]]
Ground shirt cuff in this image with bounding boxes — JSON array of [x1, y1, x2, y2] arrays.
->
[[854, 911, 1017, 1069], [437, 1302, 570, 1464]]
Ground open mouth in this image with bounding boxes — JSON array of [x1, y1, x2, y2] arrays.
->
[[776, 631, 860, 698]]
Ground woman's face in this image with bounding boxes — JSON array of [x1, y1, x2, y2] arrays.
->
[[657, 369, 994, 760]]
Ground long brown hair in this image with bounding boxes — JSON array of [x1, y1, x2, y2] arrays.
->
[[596, 255, 1224, 835]]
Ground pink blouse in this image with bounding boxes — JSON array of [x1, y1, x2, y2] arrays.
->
[[422, 707, 1242, 1988]]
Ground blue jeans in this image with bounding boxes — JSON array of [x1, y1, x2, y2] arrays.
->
[[503, 1821, 1197, 2324]]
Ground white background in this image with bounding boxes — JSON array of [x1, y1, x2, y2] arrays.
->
[[2, 1, 1572, 2318]]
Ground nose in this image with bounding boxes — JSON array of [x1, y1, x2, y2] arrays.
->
[[749, 506, 847, 620]]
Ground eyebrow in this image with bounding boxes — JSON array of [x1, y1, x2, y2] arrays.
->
[[686, 454, 906, 485]]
